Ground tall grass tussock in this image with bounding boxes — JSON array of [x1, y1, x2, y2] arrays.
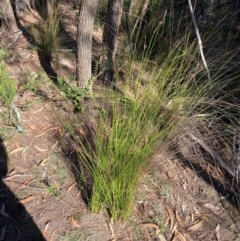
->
[[61, 1, 240, 221], [29, 0, 61, 63]]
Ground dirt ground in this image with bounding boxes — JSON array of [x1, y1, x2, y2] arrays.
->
[[0, 2, 240, 241], [1, 96, 240, 241]]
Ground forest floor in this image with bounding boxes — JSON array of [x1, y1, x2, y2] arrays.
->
[[0, 2, 240, 241]]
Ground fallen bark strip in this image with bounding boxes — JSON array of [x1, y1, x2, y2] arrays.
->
[[188, 133, 236, 178]]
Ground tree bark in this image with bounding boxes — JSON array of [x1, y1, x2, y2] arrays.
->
[[76, 0, 99, 89], [0, 0, 19, 33], [103, 0, 124, 85]]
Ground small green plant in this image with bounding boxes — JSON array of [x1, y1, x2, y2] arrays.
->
[[56, 229, 94, 241], [56, 164, 69, 185], [47, 186, 58, 196], [23, 72, 45, 92], [0, 48, 11, 61], [159, 224, 166, 234], [0, 63, 17, 106], [57, 77, 86, 111], [133, 224, 143, 240], [0, 127, 14, 141]]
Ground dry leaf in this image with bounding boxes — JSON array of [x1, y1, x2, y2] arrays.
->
[[172, 235, 177, 241], [176, 211, 185, 228], [42, 221, 50, 238], [183, 233, 194, 241], [76, 191, 81, 198], [35, 126, 59, 138], [33, 106, 44, 113], [164, 217, 170, 227], [50, 140, 58, 151], [70, 216, 80, 228], [191, 213, 194, 223], [8, 169, 17, 176], [215, 224, 220, 241], [67, 182, 76, 192], [0, 210, 10, 218], [178, 233, 187, 241], [15, 142, 21, 148], [150, 180, 162, 191], [78, 128, 86, 135], [200, 212, 210, 221], [140, 223, 159, 228], [175, 229, 187, 241], [181, 204, 186, 213], [204, 203, 221, 215], [158, 233, 167, 241], [187, 219, 204, 231], [167, 171, 174, 181], [18, 179, 30, 190], [50, 228, 58, 241], [34, 145, 49, 153], [193, 207, 200, 215], [10, 147, 25, 154], [19, 195, 37, 204], [39, 155, 53, 166], [165, 205, 175, 232]]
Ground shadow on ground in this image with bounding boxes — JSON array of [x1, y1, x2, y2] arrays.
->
[[175, 149, 240, 211], [0, 138, 46, 241]]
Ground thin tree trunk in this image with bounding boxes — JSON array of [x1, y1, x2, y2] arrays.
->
[[0, 0, 19, 33], [0, 0, 22, 48], [76, 0, 98, 89], [103, 0, 124, 85]]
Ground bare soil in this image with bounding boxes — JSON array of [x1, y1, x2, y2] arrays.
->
[[0, 2, 240, 241]]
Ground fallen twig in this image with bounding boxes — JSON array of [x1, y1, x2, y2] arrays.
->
[[187, 0, 211, 81], [3, 173, 34, 181]]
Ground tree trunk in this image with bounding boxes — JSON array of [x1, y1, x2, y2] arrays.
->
[[76, 0, 99, 89], [0, 0, 19, 33], [103, 0, 124, 85]]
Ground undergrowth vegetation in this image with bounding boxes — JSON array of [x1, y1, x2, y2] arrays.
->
[[60, 1, 240, 221]]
